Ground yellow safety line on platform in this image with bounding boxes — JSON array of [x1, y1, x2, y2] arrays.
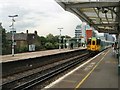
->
[[75, 49, 110, 89]]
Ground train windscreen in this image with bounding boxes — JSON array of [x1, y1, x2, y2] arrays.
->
[[92, 41, 95, 45]]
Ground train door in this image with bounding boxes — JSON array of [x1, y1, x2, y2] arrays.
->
[[97, 39, 101, 51], [87, 38, 91, 51], [91, 39, 96, 51]]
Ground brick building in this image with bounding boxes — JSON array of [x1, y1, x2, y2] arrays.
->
[[6, 30, 40, 52]]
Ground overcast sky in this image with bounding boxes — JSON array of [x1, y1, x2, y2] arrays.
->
[[0, 0, 83, 37]]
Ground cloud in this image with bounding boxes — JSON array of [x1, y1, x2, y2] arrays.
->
[[0, 0, 82, 37], [0, 6, 34, 31]]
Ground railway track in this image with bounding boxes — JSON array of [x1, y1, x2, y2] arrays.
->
[[2, 49, 87, 78], [2, 51, 90, 90], [2, 49, 87, 85]]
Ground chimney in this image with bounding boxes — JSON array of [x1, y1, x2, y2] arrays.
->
[[26, 30, 28, 34], [0, 23, 2, 26], [34, 31, 37, 35]]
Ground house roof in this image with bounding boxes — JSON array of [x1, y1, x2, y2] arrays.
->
[[6, 33, 27, 41]]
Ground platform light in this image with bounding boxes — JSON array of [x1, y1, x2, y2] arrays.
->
[[58, 28, 63, 50], [8, 15, 18, 56]]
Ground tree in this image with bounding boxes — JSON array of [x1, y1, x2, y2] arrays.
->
[[54, 35, 59, 48], [37, 36, 46, 50], [39, 36, 46, 46], [46, 33, 54, 43], [45, 42, 54, 50], [53, 35, 58, 42], [0, 23, 10, 55], [46, 34, 58, 49]]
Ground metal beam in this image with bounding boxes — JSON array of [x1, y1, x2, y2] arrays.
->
[[91, 19, 113, 22], [92, 23, 118, 27], [56, 2, 66, 10], [56, 2, 93, 27], [67, 8, 99, 30], [98, 31, 118, 34], [72, 8, 99, 30], [98, 29, 118, 34], [80, 8, 94, 12], [66, 2, 119, 8], [89, 16, 112, 19], [56, 2, 98, 30], [115, 2, 120, 33], [107, 7, 120, 19], [56, 2, 92, 23], [56, 1, 119, 34], [93, 8, 103, 24], [99, 28, 115, 31], [70, 8, 90, 23], [105, 13, 109, 24], [111, 7, 114, 20], [65, 8, 86, 22]]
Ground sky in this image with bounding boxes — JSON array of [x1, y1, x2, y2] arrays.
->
[[0, 0, 83, 37]]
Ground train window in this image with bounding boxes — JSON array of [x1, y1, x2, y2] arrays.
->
[[97, 39, 101, 45], [92, 41, 95, 45]]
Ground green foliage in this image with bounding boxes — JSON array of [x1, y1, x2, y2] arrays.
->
[[36, 33, 59, 50], [37, 34, 71, 50], [1, 28, 71, 54], [45, 42, 55, 50], [35, 45, 46, 51], [54, 36, 59, 43], [38, 36, 46, 46], [46, 33, 55, 43], [0, 23, 10, 55], [54, 42, 59, 48], [16, 46, 28, 53]]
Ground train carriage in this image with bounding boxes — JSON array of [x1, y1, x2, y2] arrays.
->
[[87, 37, 113, 52]]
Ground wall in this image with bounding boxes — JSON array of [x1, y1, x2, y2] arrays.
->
[[86, 30, 92, 41]]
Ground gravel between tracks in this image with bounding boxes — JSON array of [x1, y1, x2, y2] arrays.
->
[[2, 56, 79, 85]]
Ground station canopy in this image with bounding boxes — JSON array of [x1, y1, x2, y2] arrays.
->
[[56, 0, 120, 34]]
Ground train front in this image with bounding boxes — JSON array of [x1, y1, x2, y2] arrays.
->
[[87, 37, 100, 52]]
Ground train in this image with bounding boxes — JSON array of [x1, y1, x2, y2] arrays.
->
[[87, 37, 114, 52]]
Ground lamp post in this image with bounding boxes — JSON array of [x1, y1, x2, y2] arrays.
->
[[8, 15, 18, 56], [63, 37, 66, 49], [58, 28, 63, 50], [84, 23, 87, 47], [77, 38, 79, 48]]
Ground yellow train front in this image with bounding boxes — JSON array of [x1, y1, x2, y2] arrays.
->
[[87, 37, 100, 52], [87, 37, 113, 53]]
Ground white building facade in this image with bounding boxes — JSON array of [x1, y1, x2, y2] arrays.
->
[[75, 23, 86, 45]]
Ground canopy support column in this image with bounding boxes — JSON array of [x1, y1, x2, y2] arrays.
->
[[117, 2, 120, 75]]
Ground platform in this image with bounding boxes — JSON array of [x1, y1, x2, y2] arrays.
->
[[1, 47, 86, 63], [44, 48, 119, 89]]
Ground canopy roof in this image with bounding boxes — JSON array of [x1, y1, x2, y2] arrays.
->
[[56, 0, 120, 34]]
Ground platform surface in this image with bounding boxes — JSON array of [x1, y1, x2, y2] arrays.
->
[[1, 47, 86, 63], [80, 49, 118, 88], [44, 48, 118, 89]]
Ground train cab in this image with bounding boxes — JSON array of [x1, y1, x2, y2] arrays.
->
[[87, 38, 91, 51], [87, 37, 101, 52]]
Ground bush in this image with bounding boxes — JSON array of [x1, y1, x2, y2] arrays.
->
[[35, 45, 46, 51], [16, 46, 28, 53], [45, 42, 55, 50], [54, 42, 59, 49]]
